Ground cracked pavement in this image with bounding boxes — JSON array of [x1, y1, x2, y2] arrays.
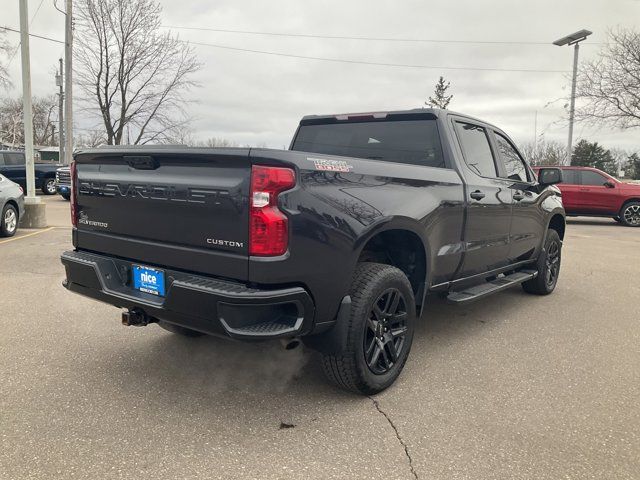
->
[[1, 197, 639, 479]]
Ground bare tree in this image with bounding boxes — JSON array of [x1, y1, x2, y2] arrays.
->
[[575, 28, 640, 130], [0, 28, 12, 89], [0, 95, 59, 147], [75, 0, 201, 145], [200, 137, 238, 148], [160, 130, 240, 147], [520, 139, 567, 166], [75, 129, 107, 148]]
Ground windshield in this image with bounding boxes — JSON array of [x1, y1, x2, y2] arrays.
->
[[291, 119, 445, 168]]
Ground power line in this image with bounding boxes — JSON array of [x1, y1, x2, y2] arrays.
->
[[188, 40, 568, 74], [167, 25, 602, 46], [1, 26, 65, 45]]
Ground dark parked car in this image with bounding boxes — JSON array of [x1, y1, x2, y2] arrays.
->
[[534, 166, 640, 227], [0, 150, 60, 195], [61, 108, 565, 394], [56, 166, 71, 200], [0, 174, 25, 237]]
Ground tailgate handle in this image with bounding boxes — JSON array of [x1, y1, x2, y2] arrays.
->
[[125, 156, 158, 170]]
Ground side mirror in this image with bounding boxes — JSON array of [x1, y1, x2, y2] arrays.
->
[[604, 181, 615, 188], [538, 167, 562, 186]]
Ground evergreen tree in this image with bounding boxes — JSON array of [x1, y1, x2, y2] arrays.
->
[[626, 152, 640, 179], [571, 139, 617, 175], [426, 76, 453, 109]]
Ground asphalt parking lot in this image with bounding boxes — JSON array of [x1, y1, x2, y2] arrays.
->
[[1, 196, 639, 479]]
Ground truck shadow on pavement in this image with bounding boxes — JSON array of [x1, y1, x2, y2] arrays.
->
[[91, 287, 537, 413]]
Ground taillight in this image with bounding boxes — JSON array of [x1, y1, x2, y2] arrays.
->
[[70, 161, 78, 227], [249, 165, 296, 256]]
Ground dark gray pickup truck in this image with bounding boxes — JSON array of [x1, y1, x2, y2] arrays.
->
[[61, 108, 565, 394]]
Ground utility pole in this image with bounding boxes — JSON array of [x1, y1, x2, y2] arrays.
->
[[64, 0, 73, 166], [56, 58, 65, 164], [553, 29, 592, 165], [19, 0, 36, 200], [19, 0, 46, 227]]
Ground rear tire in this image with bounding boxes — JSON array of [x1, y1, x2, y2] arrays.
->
[[42, 177, 57, 195], [158, 321, 205, 337], [1, 204, 18, 237], [321, 262, 416, 395], [522, 229, 562, 295], [619, 202, 640, 227]]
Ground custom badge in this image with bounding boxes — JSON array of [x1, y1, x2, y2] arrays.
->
[[307, 157, 353, 173]]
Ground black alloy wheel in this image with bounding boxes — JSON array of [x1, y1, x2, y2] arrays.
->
[[544, 239, 561, 289], [364, 288, 408, 375]]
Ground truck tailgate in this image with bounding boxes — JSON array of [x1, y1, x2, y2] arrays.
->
[[73, 148, 250, 280]]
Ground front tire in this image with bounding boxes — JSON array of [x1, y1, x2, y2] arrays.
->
[[619, 202, 640, 227], [1, 204, 18, 237], [322, 263, 416, 395], [42, 177, 57, 195], [522, 229, 562, 295]]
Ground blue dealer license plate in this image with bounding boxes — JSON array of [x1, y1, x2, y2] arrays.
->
[[132, 265, 165, 297]]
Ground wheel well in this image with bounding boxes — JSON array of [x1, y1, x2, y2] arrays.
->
[[4, 200, 19, 221], [357, 229, 426, 299], [548, 214, 565, 240], [621, 198, 640, 210]]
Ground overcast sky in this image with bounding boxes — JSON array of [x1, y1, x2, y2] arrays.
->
[[2, 0, 640, 151]]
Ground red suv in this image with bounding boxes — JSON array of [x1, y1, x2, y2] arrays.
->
[[534, 166, 640, 227]]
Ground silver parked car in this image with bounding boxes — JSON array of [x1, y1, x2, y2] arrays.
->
[[0, 174, 25, 237]]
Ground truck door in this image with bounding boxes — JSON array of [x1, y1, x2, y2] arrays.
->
[[453, 121, 512, 278], [491, 131, 543, 263]]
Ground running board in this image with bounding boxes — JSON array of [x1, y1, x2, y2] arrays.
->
[[447, 270, 537, 304]]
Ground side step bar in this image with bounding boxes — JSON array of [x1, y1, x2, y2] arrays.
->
[[447, 270, 537, 304]]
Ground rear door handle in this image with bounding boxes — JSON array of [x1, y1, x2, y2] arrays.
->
[[513, 192, 524, 201], [470, 190, 485, 200]]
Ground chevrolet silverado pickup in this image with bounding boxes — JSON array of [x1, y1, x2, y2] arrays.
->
[[60, 108, 565, 394]]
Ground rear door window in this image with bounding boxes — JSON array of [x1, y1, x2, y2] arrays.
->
[[580, 170, 608, 186], [455, 122, 497, 178], [4, 153, 25, 165]]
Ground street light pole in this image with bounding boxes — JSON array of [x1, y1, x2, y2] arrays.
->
[[566, 42, 580, 166], [553, 29, 592, 165], [18, 0, 36, 200], [64, 0, 73, 166], [18, 0, 46, 227]]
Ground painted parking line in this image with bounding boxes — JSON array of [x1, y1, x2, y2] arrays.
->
[[0, 227, 56, 245]]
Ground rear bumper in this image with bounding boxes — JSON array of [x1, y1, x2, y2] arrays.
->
[[60, 250, 315, 340]]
